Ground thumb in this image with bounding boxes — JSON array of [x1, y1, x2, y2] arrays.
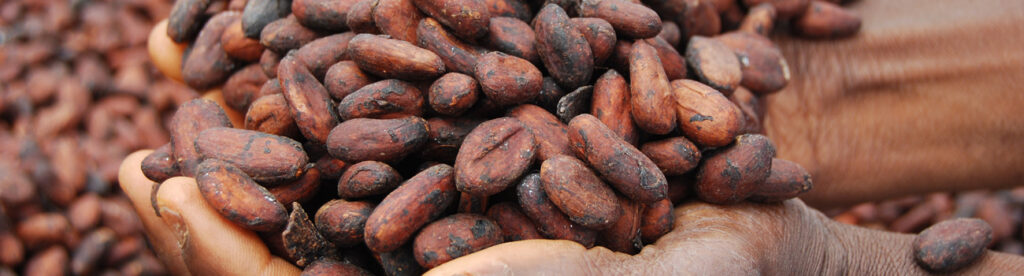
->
[[155, 176, 300, 275], [148, 19, 187, 83]]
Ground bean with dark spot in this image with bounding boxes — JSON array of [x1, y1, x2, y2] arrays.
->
[[413, 214, 503, 269], [196, 159, 288, 232], [454, 117, 536, 196], [365, 164, 458, 252], [695, 134, 775, 204], [568, 114, 667, 203]]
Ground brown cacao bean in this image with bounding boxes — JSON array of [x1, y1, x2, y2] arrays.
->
[[365, 164, 458, 252]]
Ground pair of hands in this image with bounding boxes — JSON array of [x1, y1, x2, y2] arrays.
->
[[122, 0, 1024, 274]]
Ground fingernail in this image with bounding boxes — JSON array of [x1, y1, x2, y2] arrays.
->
[[159, 206, 188, 250]]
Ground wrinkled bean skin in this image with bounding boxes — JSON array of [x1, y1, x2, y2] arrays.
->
[[474, 52, 543, 106], [540, 155, 621, 230], [748, 158, 813, 203], [364, 164, 458, 253], [534, 4, 593, 89], [599, 195, 643, 254], [337, 161, 403, 199], [507, 104, 572, 161], [347, 34, 446, 80], [336, 79, 425, 120], [670, 79, 743, 148], [486, 202, 543, 241], [913, 218, 993, 273], [315, 199, 375, 248], [695, 134, 776, 204], [196, 127, 308, 185], [640, 198, 673, 244], [641, 137, 701, 176], [182, 12, 241, 90], [590, 70, 639, 145], [169, 99, 234, 177], [577, 0, 661, 38], [326, 116, 429, 163], [278, 53, 339, 145], [428, 73, 480, 116], [417, 18, 487, 75], [411, 0, 491, 40], [455, 117, 536, 196], [516, 174, 598, 247], [628, 40, 676, 135], [568, 114, 667, 203], [412, 214, 503, 268], [195, 159, 289, 232]]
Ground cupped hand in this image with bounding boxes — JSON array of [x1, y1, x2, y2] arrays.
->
[[118, 20, 299, 275], [427, 200, 843, 275]]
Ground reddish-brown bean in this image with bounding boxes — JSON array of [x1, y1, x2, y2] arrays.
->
[[415, 17, 487, 76], [599, 195, 643, 254], [291, 0, 360, 31], [413, 214, 503, 268], [577, 0, 660, 38], [326, 116, 429, 163], [346, 0, 381, 34], [294, 32, 356, 79], [742, 0, 809, 19], [336, 79, 424, 120], [373, 0, 424, 42], [196, 159, 288, 232], [411, 0, 491, 40], [629, 40, 676, 135], [739, 3, 776, 36], [534, 4, 593, 89], [569, 114, 668, 203], [196, 127, 308, 185], [749, 158, 813, 203], [167, 0, 212, 42], [347, 34, 446, 80], [301, 259, 373, 276], [670, 79, 743, 147], [474, 52, 542, 106], [268, 166, 322, 206], [337, 161, 403, 199], [686, 36, 742, 94], [315, 199, 375, 248], [223, 64, 270, 112], [570, 17, 616, 65], [486, 201, 543, 241], [279, 52, 339, 145], [913, 218, 993, 273], [169, 99, 234, 177], [141, 143, 179, 183], [641, 137, 701, 176], [793, 0, 861, 38], [540, 155, 621, 229], [365, 164, 458, 252], [516, 173, 598, 247], [323, 61, 376, 101], [590, 69, 639, 145], [260, 15, 320, 53], [507, 104, 572, 161], [221, 20, 266, 62], [454, 117, 536, 196], [428, 73, 479, 116], [695, 134, 776, 204], [640, 198, 673, 243], [716, 32, 790, 94], [485, 17, 538, 65], [182, 12, 241, 90], [245, 93, 300, 138], [646, 36, 687, 80]]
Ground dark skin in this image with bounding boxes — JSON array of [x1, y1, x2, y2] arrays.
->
[[122, 0, 1024, 274]]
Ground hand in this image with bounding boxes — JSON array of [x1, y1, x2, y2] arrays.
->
[[118, 20, 299, 275], [762, 0, 1024, 208], [432, 0, 1024, 273]]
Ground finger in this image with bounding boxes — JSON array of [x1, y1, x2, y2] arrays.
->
[[148, 19, 187, 83], [425, 239, 637, 276], [117, 150, 191, 276], [200, 89, 245, 128], [155, 176, 300, 275]]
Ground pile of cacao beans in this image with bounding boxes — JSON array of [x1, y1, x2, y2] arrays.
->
[[0, 0, 189, 275], [144, 0, 873, 273]]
